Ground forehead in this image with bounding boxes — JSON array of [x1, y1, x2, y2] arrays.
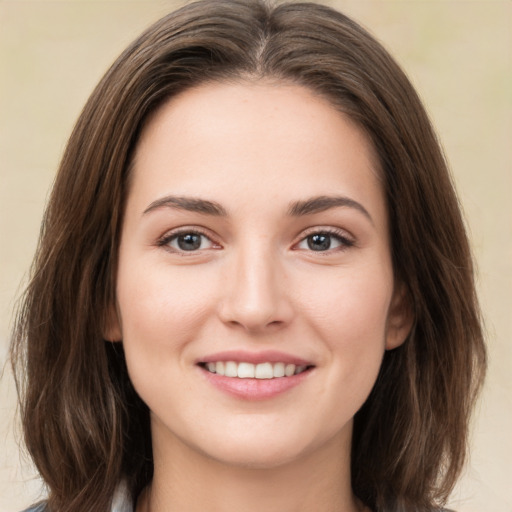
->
[[129, 80, 386, 226]]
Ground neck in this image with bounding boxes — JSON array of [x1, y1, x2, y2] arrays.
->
[[140, 420, 364, 512]]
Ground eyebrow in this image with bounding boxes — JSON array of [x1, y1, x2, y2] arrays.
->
[[143, 195, 227, 216], [143, 194, 373, 223], [287, 195, 373, 224]]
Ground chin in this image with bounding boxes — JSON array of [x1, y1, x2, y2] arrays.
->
[[194, 422, 346, 471], [205, 442, 310, 470]]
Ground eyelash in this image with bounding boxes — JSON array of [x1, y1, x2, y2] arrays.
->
[[157, 227, 355, 255], [294, 227, 355, 253], [157, 228, 219, 254]]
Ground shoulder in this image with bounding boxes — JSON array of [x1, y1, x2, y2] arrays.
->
[[21, 481, 134, 512]]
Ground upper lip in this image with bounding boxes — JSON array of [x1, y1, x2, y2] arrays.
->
[[197, 350, 314, 366]]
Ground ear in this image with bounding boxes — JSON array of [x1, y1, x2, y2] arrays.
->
[[103, 303, 122, 342], [385, 282, 414, 350]]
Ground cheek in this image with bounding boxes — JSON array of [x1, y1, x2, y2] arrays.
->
[[301, 267, 393, 341], [115, 264, 215, 383], [299, 268, 393, 392], [117, 261, 213, 335]]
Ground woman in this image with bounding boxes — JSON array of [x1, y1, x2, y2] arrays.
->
[[11, 1, 486, 511]]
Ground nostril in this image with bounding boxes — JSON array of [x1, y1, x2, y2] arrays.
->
[[216, 274, 294, 331]]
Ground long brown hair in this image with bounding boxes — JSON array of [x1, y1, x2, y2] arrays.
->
[[11, 1, 486, 510]]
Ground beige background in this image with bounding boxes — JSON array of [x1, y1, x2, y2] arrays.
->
[[1, 1, 510, 511]]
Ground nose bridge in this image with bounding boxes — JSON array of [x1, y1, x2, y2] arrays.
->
[[219, 236, 291, 331]]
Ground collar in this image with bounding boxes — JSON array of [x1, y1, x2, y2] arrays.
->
[[112, 480, 134, 512]]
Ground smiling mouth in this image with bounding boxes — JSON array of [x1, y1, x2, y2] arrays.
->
[[199, 361, 312, 379]]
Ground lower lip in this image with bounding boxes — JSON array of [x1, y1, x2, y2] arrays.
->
[[200, 367, 312, 400]]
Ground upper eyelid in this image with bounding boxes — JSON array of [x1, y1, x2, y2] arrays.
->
[[156, 225, 355, 247], [157, 226, 219, 246], [295, 226, 354, 242], [292, 227, 356, 252]]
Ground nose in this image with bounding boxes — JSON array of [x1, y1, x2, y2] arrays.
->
[[217, 243, 294, 333]]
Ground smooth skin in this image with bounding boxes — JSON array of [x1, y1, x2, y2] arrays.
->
[[106, 80, 412, 512]]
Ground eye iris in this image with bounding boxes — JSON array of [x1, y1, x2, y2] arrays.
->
[[177, 233, 201, 251], [307, 233, 331, 251]]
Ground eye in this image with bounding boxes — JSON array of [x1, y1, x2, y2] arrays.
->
[[159, 230, 218, 252], [296, 230, 354, 252]]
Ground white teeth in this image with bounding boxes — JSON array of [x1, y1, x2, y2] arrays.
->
[[237, 362, 255, 378], [273, 362, 285, 378], [285, 363, 295, 377], [225, 361, 238, 377], [255, 362, 273, 379], [204, 361, 310, 379], [215, 361, 225, 376], [295, 365, 306, 375]]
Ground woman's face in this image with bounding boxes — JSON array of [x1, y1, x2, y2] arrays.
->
[[108, 81, 410, 469]]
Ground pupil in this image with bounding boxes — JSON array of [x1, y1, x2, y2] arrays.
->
[[308, 234, 331, 251], [178, 233, 201, 251]]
